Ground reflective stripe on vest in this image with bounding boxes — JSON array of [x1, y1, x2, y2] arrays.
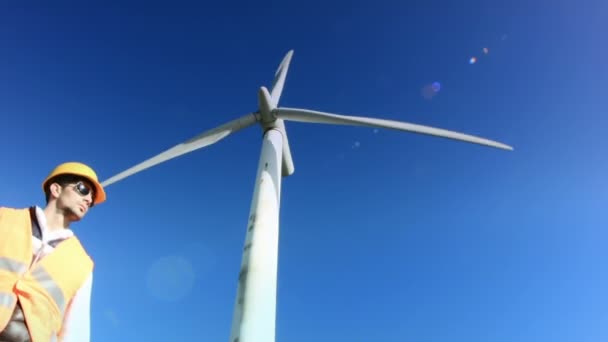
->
[[0, 253, 66, 313], [0, 257, 27, 274], [29, 267, 66, 313], [0, 292, 16, 308]]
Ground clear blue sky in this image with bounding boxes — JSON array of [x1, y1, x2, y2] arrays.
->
[[1, 1, 607, 341]]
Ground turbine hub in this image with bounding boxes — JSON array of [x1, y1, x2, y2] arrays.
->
[[258, 86, 276, 124]]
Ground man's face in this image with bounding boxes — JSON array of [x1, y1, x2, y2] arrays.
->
[[54, 180, 95, 221]]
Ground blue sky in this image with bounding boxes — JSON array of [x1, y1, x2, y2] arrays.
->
[[1, 0, 607, 341]]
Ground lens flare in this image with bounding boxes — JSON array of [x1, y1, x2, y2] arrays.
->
[[469, 57, 477, 64], [432, 82, 441, 92], [146, 255, 196, 302]]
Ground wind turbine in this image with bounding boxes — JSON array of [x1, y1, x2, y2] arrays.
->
[[100, 50, 513, 342]]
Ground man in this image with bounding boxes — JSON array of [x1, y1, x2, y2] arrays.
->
[[0, 162, 106, 342]]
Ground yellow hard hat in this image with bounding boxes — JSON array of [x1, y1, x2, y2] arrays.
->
[[42, 162, 106, 205]]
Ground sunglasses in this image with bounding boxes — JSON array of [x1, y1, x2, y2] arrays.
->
[[71, 182, 95, 207]]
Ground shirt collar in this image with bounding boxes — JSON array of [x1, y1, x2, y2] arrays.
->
[[35, 206, 74, 242]]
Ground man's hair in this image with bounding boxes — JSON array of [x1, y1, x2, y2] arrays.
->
[[44, 174, 95, 204]]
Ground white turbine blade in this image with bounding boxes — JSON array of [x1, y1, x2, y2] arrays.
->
[[101, 113, 258, 187], [276, 108, 513, 151], [269, 50, 294, 106]]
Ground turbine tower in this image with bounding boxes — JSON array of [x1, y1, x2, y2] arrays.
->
[[100, 50, 513, 342]]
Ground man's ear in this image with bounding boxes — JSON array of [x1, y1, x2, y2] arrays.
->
[[49, 183, 63, 200]]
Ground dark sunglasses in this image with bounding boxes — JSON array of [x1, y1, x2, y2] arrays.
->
[[71, 182, 95, 207]]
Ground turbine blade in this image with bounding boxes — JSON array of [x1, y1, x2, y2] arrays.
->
[[276, 108, 513, 151], [101, 113, 258, 187], [270, 50, 294, 106]]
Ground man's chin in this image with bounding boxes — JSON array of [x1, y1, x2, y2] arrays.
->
[[66, 209, 84, 222]]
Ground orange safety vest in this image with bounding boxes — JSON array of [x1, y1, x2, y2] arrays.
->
[[0, 207, 94, 342]]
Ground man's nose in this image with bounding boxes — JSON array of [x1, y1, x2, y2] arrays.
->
[[84, 195, 93, 207]]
